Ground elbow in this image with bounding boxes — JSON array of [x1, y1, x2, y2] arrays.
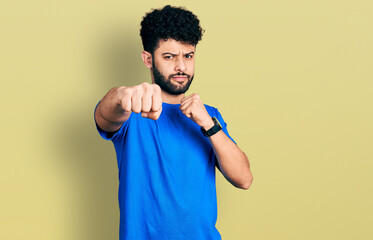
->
[[240, 172, 253, 190], [239, 153, 253, 190]]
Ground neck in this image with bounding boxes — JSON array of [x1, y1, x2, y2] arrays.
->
[[161, 90, 185, 104]]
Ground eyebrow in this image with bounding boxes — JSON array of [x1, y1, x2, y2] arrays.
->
[[162, 51, 195, 56]]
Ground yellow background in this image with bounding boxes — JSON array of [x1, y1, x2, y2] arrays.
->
[[1, 0, 372, 239]]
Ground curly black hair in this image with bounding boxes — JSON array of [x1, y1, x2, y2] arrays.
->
[[140, 5, 204, 54]]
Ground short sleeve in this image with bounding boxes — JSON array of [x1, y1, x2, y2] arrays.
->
[[94, 101, 128, 141], [205, 105, 236, 144]]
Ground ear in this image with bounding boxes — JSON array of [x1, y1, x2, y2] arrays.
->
[[141, 51, 152, 69]]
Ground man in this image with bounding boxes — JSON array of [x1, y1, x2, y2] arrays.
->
[[94, 5, 253, 240]]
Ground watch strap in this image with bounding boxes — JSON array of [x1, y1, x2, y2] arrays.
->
[[201, 117, 222, 137]]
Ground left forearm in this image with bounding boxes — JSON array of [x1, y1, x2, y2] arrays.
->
[[208, 130, 253, 190], [178, 93, 253, 189]]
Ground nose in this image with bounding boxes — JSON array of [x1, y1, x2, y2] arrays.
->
[[175, 57, 187, 72]]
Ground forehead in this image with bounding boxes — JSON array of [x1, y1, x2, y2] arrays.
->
[[154, 39, 196, 54]]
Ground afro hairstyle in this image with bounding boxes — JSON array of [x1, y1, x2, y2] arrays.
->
[[140, 5, 204, 54]]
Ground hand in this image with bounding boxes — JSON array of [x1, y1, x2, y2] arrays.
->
[[180, 93, 214, 129], [119, 82, 162, 120]]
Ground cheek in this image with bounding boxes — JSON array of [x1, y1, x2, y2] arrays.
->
[[160, 65, 174, 76], [155, 61, 171, 74], [187, 62, 195, 73]]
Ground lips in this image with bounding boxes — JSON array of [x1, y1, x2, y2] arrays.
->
[[171, 76, 187, 83]]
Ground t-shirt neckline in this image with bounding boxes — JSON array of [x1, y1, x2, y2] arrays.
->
[[162, 102, 181, 109]]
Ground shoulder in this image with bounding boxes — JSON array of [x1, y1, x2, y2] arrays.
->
[[204, 103, 229, 129], [204, 104, 221, 118]]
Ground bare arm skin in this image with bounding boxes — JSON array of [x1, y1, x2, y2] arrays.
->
[[95, 83, 162, 132], [180, 93, 253, 190], [96, 87, 252, 189], [208, 130, 253, 190]]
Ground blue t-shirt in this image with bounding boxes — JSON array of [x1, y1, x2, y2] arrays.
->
[[95, 102, 234, 240]]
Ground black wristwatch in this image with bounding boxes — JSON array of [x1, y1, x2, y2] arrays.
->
[[201, 117, 222, 137]]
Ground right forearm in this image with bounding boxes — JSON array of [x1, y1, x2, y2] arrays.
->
[[95, 83, 163, 132], [95, 87, 131, 132]]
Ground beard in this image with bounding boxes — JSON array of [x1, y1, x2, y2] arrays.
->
[[152, 60, 194, 95]]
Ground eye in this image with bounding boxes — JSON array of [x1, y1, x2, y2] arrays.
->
[[164, 55, 173, 59], [185, 54, 193, 59]]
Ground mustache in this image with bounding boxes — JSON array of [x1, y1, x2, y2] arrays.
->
[[170, 72, 190, 78]]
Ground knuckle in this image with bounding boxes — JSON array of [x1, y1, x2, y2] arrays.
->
[[122, 87, 132, 96], [117, 86, 126, 93], [132, 87, 142, 96], [152, 84, 161, 93], [141, 82, 151, 90]]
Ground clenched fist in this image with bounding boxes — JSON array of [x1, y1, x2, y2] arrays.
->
[[180, 93, 214, 129], [119, 82, 163, 120]]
